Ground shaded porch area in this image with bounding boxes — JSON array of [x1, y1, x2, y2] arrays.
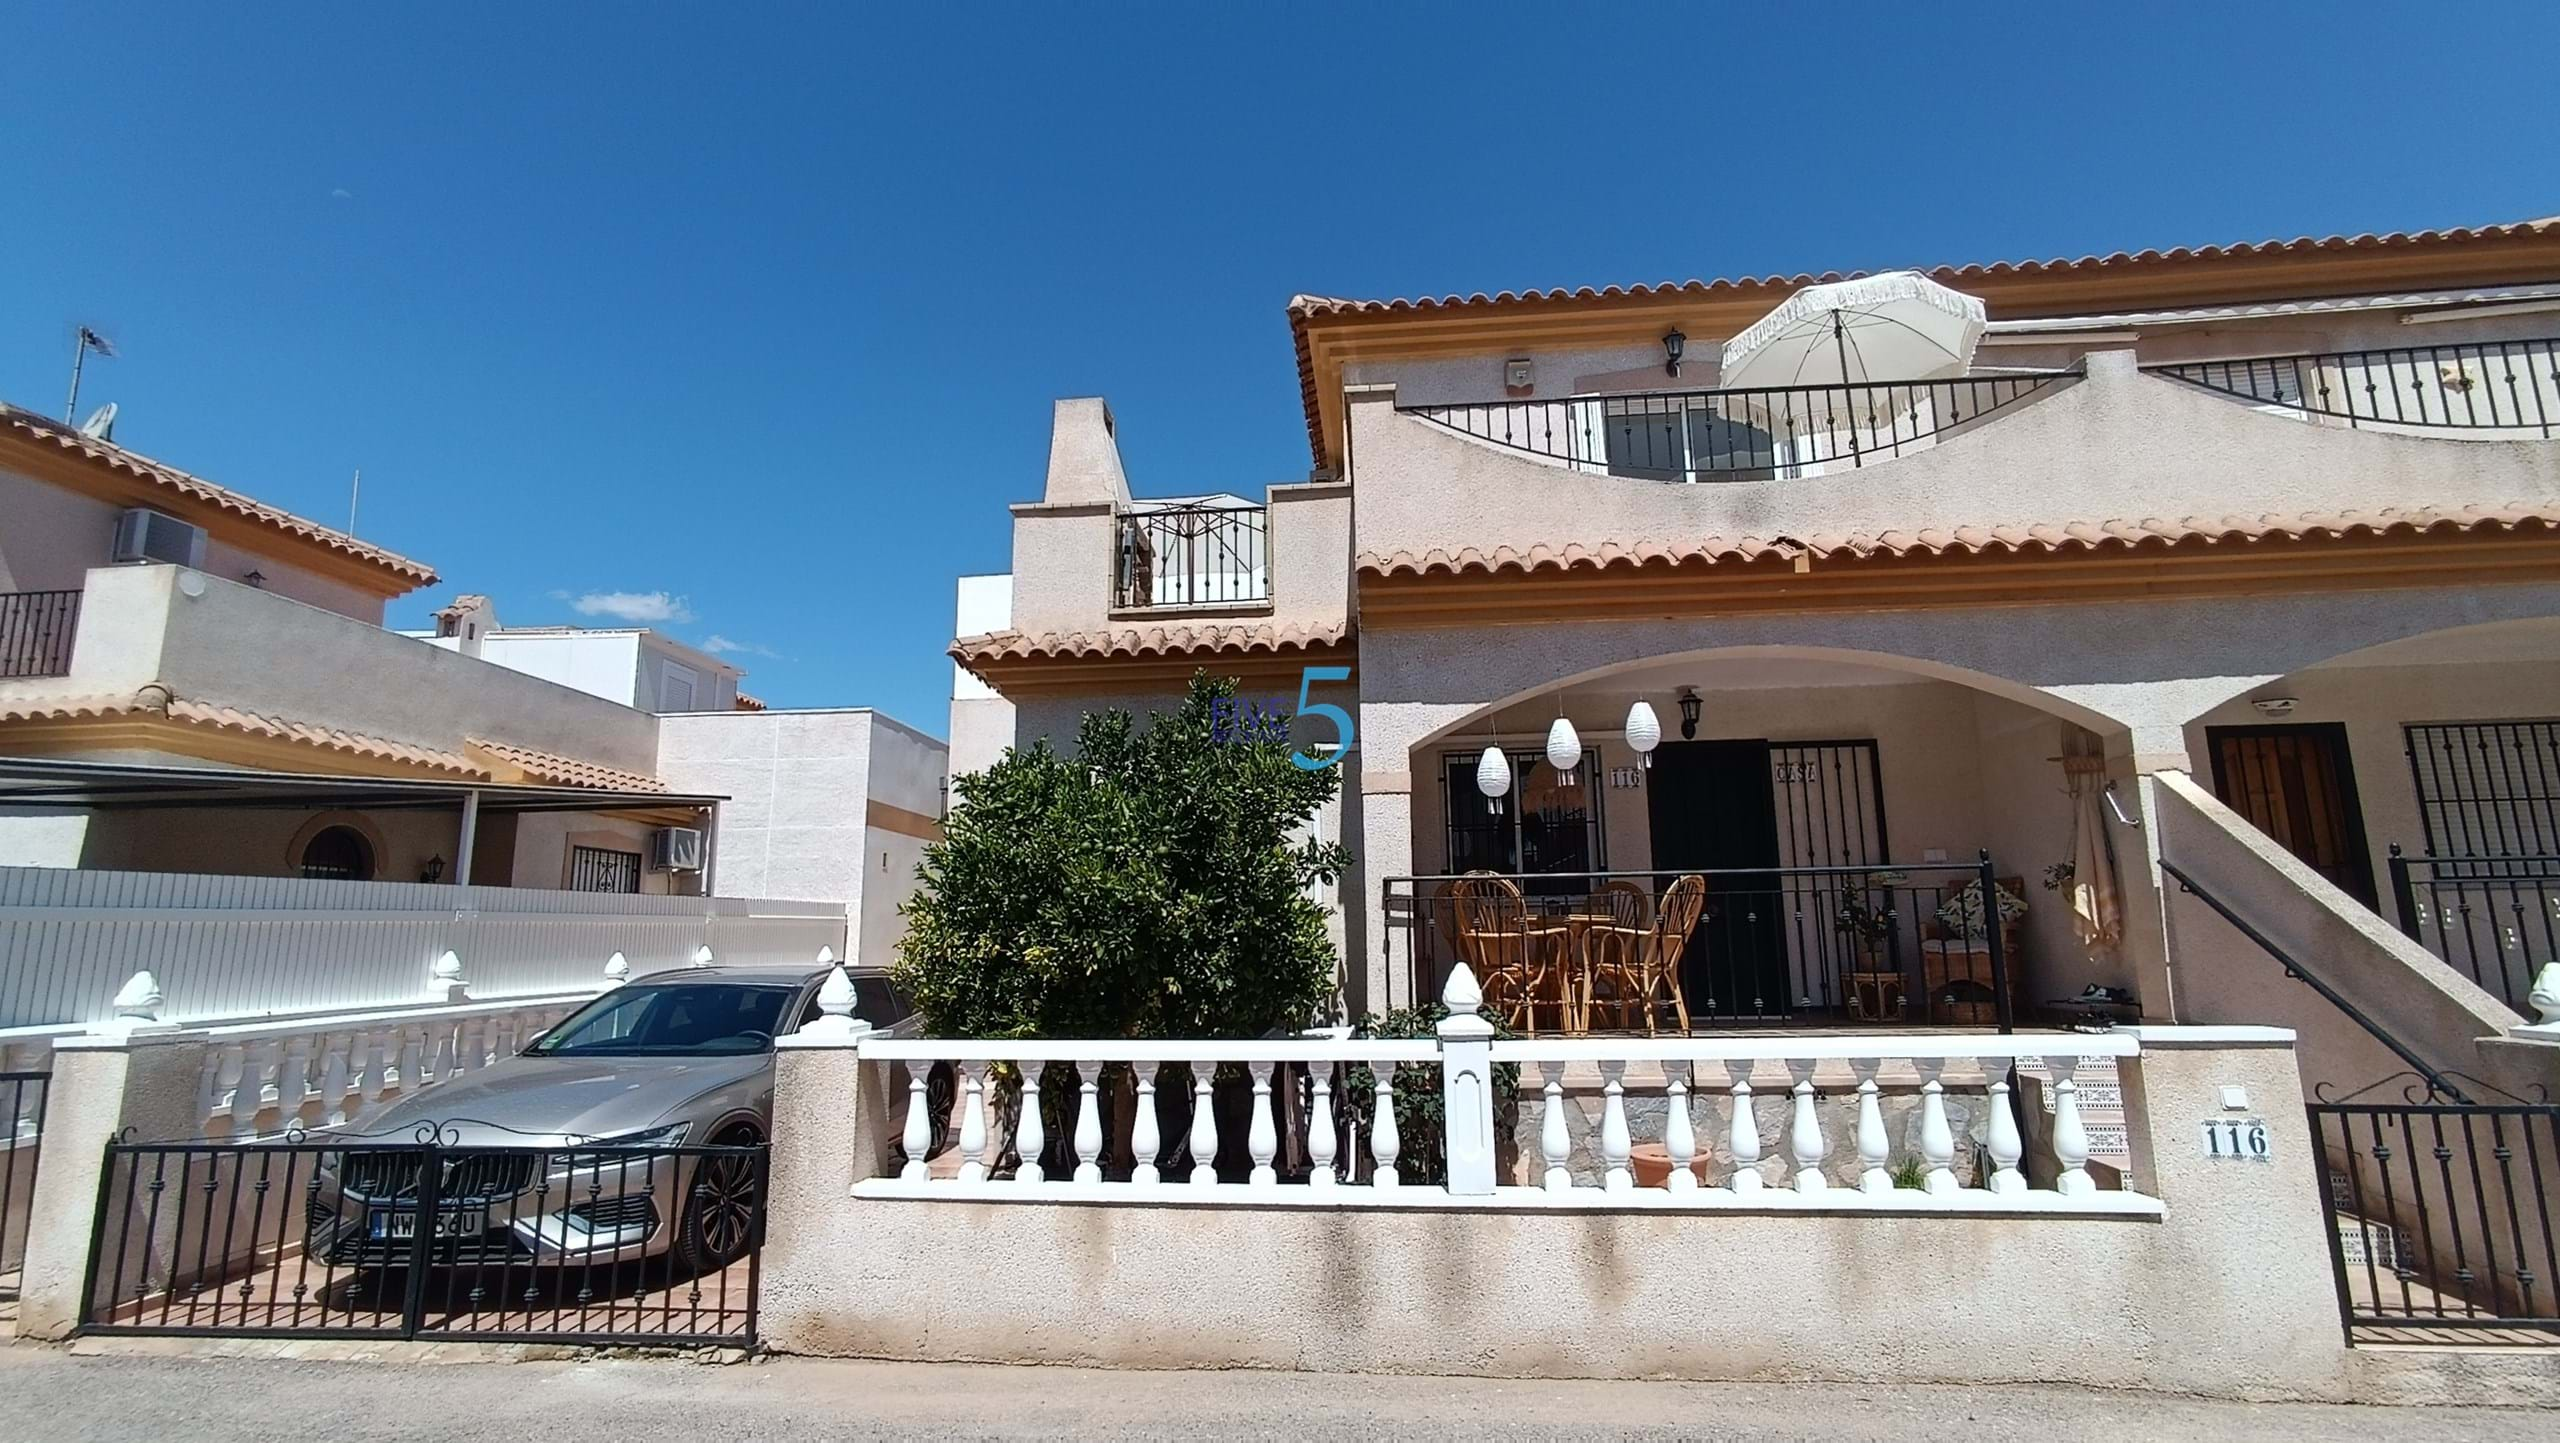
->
[[1380, 651, 2142, 1034]]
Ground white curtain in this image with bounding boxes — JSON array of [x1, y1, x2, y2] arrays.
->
[[2064, 757, 2124, 949]]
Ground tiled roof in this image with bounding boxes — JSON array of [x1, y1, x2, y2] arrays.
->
[[1357, 505, 2560, 578], [0, 404, 439, 589], [951, 620, 1351, 668], [734, 692, 768, 712], [0, 693, 481, 775], [1287, 218, 2560, 466], [465, 738, 667, 793]]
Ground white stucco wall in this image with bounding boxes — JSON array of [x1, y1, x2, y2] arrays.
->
[[950, 574, 1017, 776]]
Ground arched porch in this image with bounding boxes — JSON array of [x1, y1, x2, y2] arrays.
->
[[1374, 645, 2146, 1035]]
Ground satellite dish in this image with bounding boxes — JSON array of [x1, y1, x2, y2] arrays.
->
[[78, 402, 117, 441]]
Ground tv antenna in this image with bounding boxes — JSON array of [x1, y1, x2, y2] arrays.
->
[[65, 326, 115, 423], [77, 403, 117, 441]]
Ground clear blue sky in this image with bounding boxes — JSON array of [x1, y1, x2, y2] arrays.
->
[[5, 4, 2556, 733]]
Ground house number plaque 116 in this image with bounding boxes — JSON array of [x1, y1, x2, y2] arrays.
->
[[2200, 1117, 2271, 1161]]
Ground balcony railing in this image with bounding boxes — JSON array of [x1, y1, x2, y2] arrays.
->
[[1381, 862, 2021, 1032], [1113, 503, 1269, 610], [2386, 849, 2560, 1017], [0, 589, 79, 679], [2146, 338, 2560, 436], [1401, 373, 2075, 483]]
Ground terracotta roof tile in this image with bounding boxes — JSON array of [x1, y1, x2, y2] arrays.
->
[[465, 738, 666, 793], [0, 404, 438, 589], [950, 620, 1350, 669], [734, 692, 768, 712], [1356, 505, 2560, 578], [1287, 218, 2560, 466], [0, 693, 482, 775]]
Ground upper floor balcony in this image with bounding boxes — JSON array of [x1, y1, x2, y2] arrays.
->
[[2144, 335, 2560, 438], [1112, 497, 1269, 610], [1402, 371, 2078, 484], [0, 588, 80, 679]]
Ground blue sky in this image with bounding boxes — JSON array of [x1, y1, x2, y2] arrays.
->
[[5, 3, 2557, 732]]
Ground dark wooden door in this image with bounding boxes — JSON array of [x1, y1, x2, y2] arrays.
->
[[2207, 723, 2379, 908], [1648, 740, 1790, 1019]]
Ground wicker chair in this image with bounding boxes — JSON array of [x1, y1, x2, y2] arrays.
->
[[1583, 874, 1703, 1035], [1450, 872, 1571, 1035]]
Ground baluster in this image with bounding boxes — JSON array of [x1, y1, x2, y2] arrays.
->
[[242, 1041, 279, 1124], [426, 1022, 455, 1084], [1131, 1063, 1161, 1185], [1728, 1069, 1763, 1193], [1072, 1061, 1103, 1183], [398, 1026, 425, 1093], [1917, 1063, 1958, 1196], [976, 1064, 1005, 1181], [277, 1036, 313, 1129], [1539, 1062, 1573, 1192], [1661, 1063, 1696, 1193], [1980, 1057, 2026, 1195], [1189, 1065, 1219, 1184], [956, 1066, 990, 1184], [1370, 1069, 1401, 1188], [317, 1033, 353, 1124], [1789, 1069, 1827, 1193], [900, 1064, 932, 1182], [457, 1017, 486, 1073], [1014, 1062, 1047, 1185], [1307, 1065, 1338, 1189], [2047, 1055, 2093, 1196], [1599, 1062, 1632, 1192], [1855, 1066, 1891, 1196], [1247, 1062, 1278, 1186], [195, 1046, 228, 1125]]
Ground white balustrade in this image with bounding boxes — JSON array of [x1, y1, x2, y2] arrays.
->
[[812, 1003, 2159, 1215]]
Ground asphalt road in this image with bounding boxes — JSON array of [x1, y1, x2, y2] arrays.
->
[[1, 1348, 2551, 1441]]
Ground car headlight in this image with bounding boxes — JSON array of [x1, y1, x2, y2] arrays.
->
[[589, 1122, 691, 1148]]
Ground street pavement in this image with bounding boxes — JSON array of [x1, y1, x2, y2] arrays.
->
[[0, 1346, 2551, 1440]]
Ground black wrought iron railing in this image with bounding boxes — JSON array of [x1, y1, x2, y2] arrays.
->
[[2146, 338, 2560, 435], [2311, 1091, 2560, 1344], [2387, 848, 2560, 1017], [1, 1070, 46, 1299], [1113, 503, 1269, 609], [79, 1133, 763, 1346], [1380, 860, 2019, 1032], [1400, 373, 2076, 482], [0, 589, 80, 679]]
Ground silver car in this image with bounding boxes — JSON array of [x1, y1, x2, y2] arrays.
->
[[308, 965, 950, 1274]]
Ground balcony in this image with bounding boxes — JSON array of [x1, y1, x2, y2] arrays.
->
[[0, 590, 79, 679], [2146, 337, 2560, 437], [1400, 372, 2076, 483], [1112, 501, 1270, 610]]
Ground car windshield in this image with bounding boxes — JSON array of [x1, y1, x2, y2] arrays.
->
[[528, 982, 800, 1057]]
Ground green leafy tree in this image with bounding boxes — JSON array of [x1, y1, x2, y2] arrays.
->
[[896, 672, 1350, 1039]]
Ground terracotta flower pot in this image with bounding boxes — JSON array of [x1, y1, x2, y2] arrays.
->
[[1629, 1142, 1700, 1189]]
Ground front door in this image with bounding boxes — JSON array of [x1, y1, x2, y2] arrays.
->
[[1648, 740, 1788, 1018], [2207, 723, 2379, 908]]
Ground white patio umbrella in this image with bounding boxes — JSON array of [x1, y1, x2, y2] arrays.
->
[[1717, 271, 1987, 390]]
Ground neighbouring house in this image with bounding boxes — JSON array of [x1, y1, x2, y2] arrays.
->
[[950, 217, 2560, 1111], [0, 400, 943, 968]]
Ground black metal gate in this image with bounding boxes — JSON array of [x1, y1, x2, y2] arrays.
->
[[2, 1071, 48, 1310], [2309, 1087, 2560, 1345], [78, 1131, 763, 1346]]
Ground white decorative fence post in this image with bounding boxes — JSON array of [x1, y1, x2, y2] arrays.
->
[[1188, 1065, 1218, 1185], [1980, 1056, 2027, 1194], [1072, 1062, 1103, 1183], [1246, 1062, 1279, 1187], [1788, 1067, 1827, 1193], [1661, 1064, 1697, 1194], [2046, 1055, 2094, 1196], [1131, 1064, 1162, 1185], [602, 952, 630, 987], [429, 949, 467, 1003], [1728, 1070, 1763, 1194], [1015, 1061, 1047, 1185], [1307, 1067, 1338, 1189], [1435, 962, 1498, 1196], [1854, 1066, 1891, 1196], [1917, 1062, 1959, 1196], [1598, 1061, 1632, 1192]]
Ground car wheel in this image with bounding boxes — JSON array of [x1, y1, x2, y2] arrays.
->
[[926, 1062, 956, 1158], [674, 1125, 763, 1274]]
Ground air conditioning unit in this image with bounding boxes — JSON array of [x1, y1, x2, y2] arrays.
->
[[112, 508, 207, 568], [649, 826, 706, 873]]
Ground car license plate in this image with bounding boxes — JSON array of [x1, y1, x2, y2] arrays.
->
[[370, 1208, 486, 1240]]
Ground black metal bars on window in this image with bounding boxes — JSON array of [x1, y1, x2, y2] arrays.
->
[[1113, 504, 1269, 609], [1401, 374, 2075, 482], [2146, 338, 2560, 435], [0, 590, 80, 679]]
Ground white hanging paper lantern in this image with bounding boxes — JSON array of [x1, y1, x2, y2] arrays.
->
[[1545, 717, 1583, 786], [1624, 701, 1662, 768], [1475, 744, 1512, 815]]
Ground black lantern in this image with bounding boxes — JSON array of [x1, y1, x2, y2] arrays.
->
[[1662, 329, 1686, 378], [419, 854, 446, 884], [1677, 687, 1702, 740]]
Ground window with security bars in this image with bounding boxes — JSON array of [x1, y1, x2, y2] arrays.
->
[[2405, 721, 2560, 861], [569, 845, 643, 894]]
